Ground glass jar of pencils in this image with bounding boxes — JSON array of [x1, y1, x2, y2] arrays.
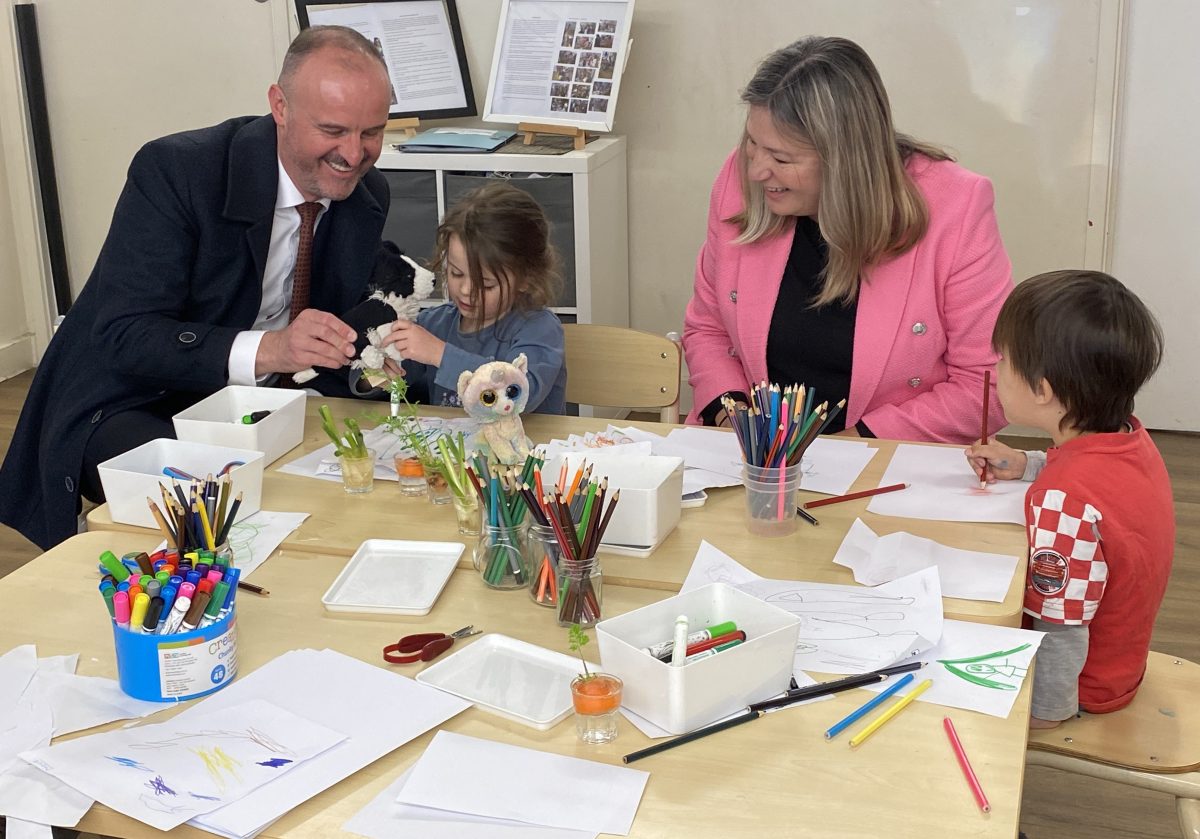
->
[[473, 521, 530, 590], [556, 553, 603, 628], [526, 523, 561, 608]]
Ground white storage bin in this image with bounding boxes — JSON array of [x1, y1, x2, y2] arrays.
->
[[551, 452, 683, 552], [98, 439, 264, 529], [596, 583, 799, 734], [172, 386, 305, 464]]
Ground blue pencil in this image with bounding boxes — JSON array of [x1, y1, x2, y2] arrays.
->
[[823, 672, 915, 740]]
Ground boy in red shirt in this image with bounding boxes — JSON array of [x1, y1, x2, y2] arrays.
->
[[966, 270, 1173, 729]]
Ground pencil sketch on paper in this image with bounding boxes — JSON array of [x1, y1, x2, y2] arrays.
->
[[937, 644, 1032, 690]]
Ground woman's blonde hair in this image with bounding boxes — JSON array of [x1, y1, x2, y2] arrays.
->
[[431, 182, 562, 331], [733, 36, 951, 306]]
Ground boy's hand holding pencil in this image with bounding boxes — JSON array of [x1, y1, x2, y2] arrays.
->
[[964, 440, 1026, 483]]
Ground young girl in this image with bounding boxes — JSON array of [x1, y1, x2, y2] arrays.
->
[[381, 182, 567, 413]]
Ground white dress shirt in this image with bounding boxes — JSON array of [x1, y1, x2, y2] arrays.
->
[[227, 160, 330, 385]]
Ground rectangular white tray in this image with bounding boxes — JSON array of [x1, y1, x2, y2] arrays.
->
[[416, 634, 580, 730], [322, 540, 464, 616]]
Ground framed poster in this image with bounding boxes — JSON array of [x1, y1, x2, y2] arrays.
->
[[483, 0, 634, 133], [295, 0, 477, 120]]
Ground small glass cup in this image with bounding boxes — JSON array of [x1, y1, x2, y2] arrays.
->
[[526, 523, 560, 608], [557, 554, 603, 627], [742, 462, 804, 537], [423, 464, 453, 505], [339, 449, 376, 494], [395, 456, 427, 497], [472, 522, 530, 589], [452, 493, 481, 536], [571, 673, 622, 745]]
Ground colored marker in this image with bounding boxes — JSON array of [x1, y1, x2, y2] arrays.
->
[[242, 410, 271, 424], [824, 672, 916, 740], [100, 551, 131, 583], [199, 582, 229, 627], [168, 575, 183, 589], [132, 552, 154, 576], [181, 592, 211, 632], [142, 596, 164, 633], [684, 638, 744, 663], [129, 593, 150, 635], [186, 570, 201, 586], [155, 570, 170, 586], [100, 585, 116, 618], [179, 582, 196, 601], [197, 579, 214, 596], [126, 583, 142, 602], [161, 596, 191, 635], [113, 590, 130, 630], [146, 580, 162, 599], [670, 615, 689, 667], [222, 568, 241, 610], [681, 630, 747, 657], [116, 581, 130, 593], [646, 620, 738, 659], [160, 585, 177, 619]]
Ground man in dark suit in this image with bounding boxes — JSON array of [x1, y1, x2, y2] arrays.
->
[[0, 25, 393, 549]]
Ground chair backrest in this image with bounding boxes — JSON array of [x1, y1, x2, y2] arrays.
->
[[562, 324, 681, 423]]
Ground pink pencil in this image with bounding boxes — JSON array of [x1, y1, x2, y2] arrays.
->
[[944, 717, 990, 813]]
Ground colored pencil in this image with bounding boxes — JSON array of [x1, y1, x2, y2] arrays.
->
[[824, 672, 915, 740], [944, 716, 991, 813], [847, 678, 933, 748], [748, 661, 925, 713], [622, 710, 764, 764], [236, 580, 270, 597], [980, 370, 992, 489], [803, 482, 909, 510], [796, 507, 820, 527]]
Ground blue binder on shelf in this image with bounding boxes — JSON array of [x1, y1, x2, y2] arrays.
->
[[393, 128, 517, 153]]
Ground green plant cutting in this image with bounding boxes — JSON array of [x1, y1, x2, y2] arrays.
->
[[569, 623, 593, 680], [319, 404, 368, 458]]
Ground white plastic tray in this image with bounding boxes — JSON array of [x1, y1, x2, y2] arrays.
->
[[322, 540, 464, 616], [416, 634, 580, 730]]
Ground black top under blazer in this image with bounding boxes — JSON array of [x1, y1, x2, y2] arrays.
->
[[0, 115, 389, 549]]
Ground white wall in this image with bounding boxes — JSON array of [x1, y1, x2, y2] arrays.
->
[[1107, 0, 1200, 430]]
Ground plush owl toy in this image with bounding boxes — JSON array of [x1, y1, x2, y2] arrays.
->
[[293, 241, 435, 389], [457, 354, 534, 465]]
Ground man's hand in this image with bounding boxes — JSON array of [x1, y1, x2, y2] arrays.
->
[[964, 439, 1027, 483], [381, 319, 446, 367], [255, 309, 357, 376]]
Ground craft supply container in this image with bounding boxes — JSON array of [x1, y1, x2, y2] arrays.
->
[[742, 462, 804, 537], [473, 522, 530, 589], [527, 522, 561, 607], [171, 385, 305, 465], [112, 607, 238, 701], [556, 554, 603, 628]]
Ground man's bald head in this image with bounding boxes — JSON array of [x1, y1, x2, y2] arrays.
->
[[278, 25, 389, 96]]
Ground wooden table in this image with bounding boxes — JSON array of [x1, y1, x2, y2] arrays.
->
[[4, 531, 1030, 839], [88, 397, 1028, 625]]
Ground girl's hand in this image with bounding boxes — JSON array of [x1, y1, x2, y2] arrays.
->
[[382, 319, 446, 367], [964, 439, 1026, 483]]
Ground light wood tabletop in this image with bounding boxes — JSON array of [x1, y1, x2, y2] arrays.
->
[[87, 397, 1029, 625], [5, 531, 1030, 839]]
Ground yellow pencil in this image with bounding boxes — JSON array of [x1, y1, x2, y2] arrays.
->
[[196, 497, 216, 551], [848, 678, 933, 748]]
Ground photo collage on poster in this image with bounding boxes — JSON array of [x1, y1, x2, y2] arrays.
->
[[549, 18, 618, 115]]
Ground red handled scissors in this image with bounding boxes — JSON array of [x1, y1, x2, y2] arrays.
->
[[383, 625, 480, 664]]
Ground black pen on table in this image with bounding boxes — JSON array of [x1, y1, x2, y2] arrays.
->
[[796, 506, 819, 526]]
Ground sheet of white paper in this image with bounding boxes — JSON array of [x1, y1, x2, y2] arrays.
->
[[345, 767, 597, 839], [23, 699, 346, 831], [35, 654, 78, 675], [184, 648, 470, 839], [680, 540, 763, 593], [863, 619, 1044, 718], [3, 818, 52, 839], [278, 419, 479, 483], [21, 670, 167, 737], [833, 519, 1020, 602], [0, 702, 92, 828], [798, 438, 879, 496], [867, 444, 1026, 524], [0, 645, 38, 712], [737, 568, 944, 675], [398, 731, 648, 835], [682, 467, 742, 495], [223, 511, 310, 579]]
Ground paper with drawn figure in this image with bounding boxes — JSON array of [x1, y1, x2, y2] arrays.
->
[[21, 699, 346, 831], [862, 619, 1044, 718], [867, 444, 1026, 524], [681, 543, 945, 676], [155, 510, 308, 580], [833, 518, 1020, 602], [738, 567, 944, 675]]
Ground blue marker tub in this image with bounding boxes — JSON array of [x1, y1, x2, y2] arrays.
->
[[112, 608, 238, 701]]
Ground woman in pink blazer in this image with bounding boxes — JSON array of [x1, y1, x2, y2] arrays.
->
[[683, 37, 1011, 443]]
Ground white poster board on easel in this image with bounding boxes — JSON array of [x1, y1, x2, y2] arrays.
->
[[483, 0, 634, 133]]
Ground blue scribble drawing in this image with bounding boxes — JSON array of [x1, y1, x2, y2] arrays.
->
[[145, 775, 177, 796], [188, 791, 221, 801], [256, 758, 293, 768], [107, 756, 153, 772]]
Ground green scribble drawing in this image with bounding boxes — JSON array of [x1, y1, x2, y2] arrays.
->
[[937, 643, 1032, 690], [192, 745, 243, 791], [228, 521, 267, 567]]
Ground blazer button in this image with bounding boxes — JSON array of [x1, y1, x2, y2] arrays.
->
[[727, 347, 739, 358], [908, 377, 922, 388], [64, 476, 75, 493], [912, 322, 927, 335], [178, 331, 197, 344], [729, 291, 738, 303], [91, 410, 103, 424]]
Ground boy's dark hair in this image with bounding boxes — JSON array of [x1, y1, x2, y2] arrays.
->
[[431, 182, 562, 332], [992, 270, 1163, 434]]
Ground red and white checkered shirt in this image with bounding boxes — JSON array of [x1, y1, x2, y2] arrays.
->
[[1025, 489, 1106, 624]]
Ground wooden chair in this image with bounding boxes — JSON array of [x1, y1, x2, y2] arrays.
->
[[1026, 652, 1200, 838], [562, 324, 681, 423]]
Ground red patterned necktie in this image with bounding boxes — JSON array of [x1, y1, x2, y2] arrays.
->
[[288, 201, 322, 322]]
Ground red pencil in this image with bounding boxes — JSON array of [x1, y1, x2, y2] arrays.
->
[[944, 717, 991, 813], [980, 370, 992, 489], [803, 482, 909, 510]]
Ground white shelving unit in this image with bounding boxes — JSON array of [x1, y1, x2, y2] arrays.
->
[[374, 135, 629, 328]]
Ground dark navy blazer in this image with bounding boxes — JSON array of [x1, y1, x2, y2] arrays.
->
[[0, 115, 389, 549]]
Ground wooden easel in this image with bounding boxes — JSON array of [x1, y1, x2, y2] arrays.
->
[[386, 117, 420, 138], [517, 121, 588, 150]]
